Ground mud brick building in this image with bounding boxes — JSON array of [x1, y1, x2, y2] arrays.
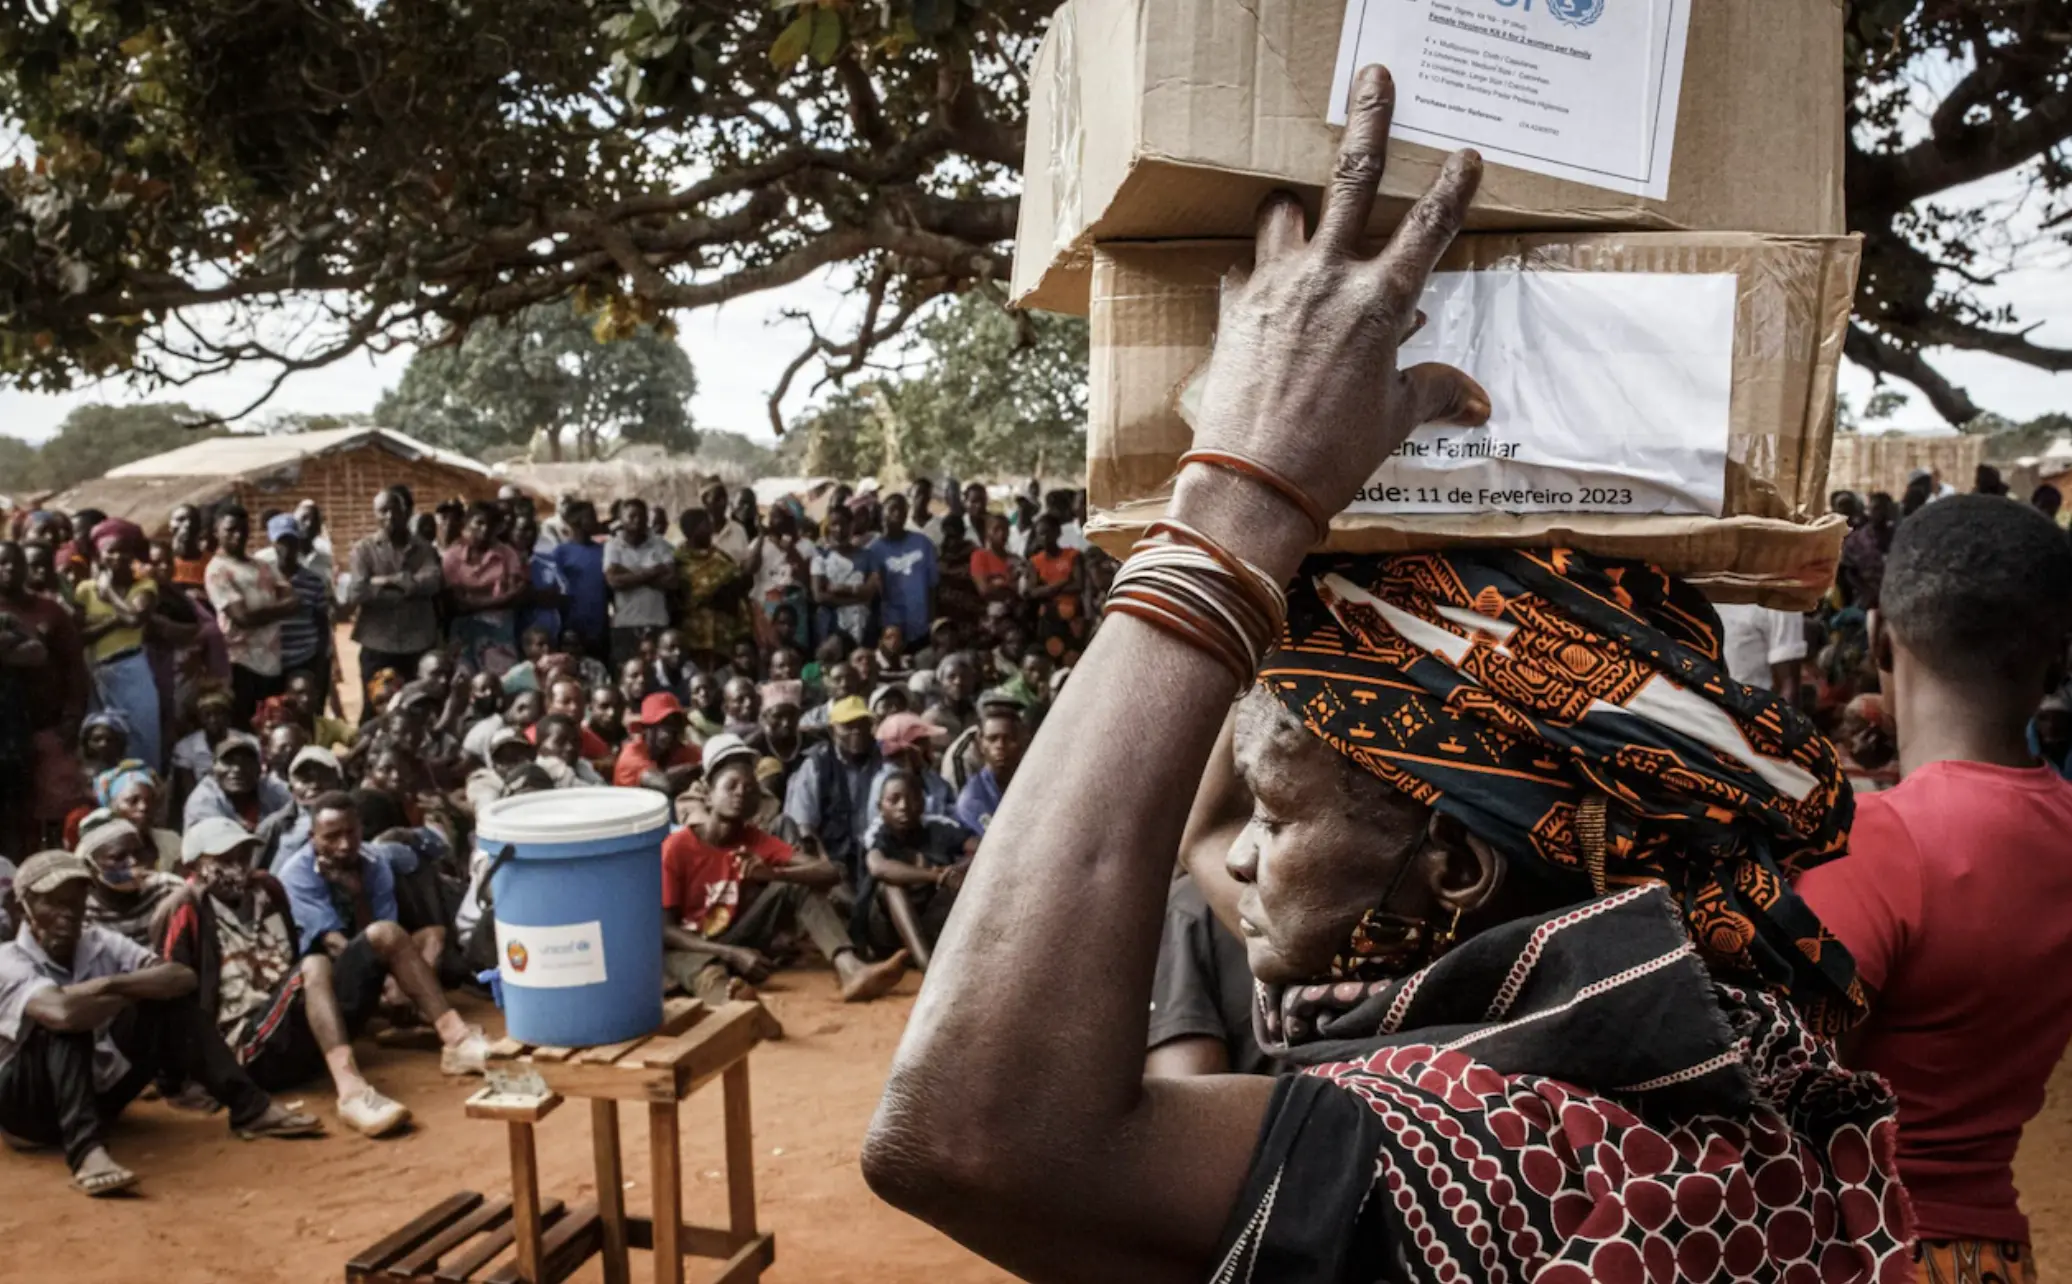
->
[[44, 427, 534, 548]]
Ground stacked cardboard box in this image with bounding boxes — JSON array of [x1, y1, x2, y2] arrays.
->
[[1012, 0, 1861, 607]]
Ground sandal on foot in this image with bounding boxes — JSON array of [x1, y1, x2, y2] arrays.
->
[[237, 1106, 326, 1140], [72, 1163, 140, 1198]]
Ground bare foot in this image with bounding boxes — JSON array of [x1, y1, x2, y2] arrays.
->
[[72, 1146, 140, 1197], [839, 950, 909, 1003]]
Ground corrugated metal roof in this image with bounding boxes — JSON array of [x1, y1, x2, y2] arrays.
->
[[105, 426, 494, 480]]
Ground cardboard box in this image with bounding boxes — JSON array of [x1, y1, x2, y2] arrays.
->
[[1015, 0, 1847, 313], [1086, 233, 1861, 610]]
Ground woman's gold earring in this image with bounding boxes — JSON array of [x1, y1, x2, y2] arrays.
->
[[1431, 904, 1465, 957]]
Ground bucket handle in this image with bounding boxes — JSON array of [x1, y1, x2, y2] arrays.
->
[[477, 844, 519, 917]]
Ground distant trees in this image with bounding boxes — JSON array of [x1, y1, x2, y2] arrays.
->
[[375, 301, 696, 461], [3, 402, 223, 493]]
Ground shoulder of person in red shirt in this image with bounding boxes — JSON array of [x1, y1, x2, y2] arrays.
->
[[612, 736, 702, 787], [1794, 786, 1925, 995]]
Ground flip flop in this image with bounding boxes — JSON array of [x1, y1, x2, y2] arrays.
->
[[72, 1163, 141, 1198], [237, 1107, 326, 1140]]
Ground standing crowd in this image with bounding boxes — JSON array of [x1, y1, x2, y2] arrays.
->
[[0, 476, 1093, 1194]]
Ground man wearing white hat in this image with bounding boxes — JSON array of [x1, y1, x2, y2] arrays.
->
[[662, 734, 906, 1006], [258, 744, 344, 875], [161, 818, 413, 1139], [0, 850, 322, 1196]]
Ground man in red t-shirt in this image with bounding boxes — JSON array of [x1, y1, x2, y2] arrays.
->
[[659, 734, 907, 1005], [614, 693, 703, 793], [1798, 496, 2072, 1279]]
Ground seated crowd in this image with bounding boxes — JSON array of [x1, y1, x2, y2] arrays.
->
[[0, 476, 1079, 1194]]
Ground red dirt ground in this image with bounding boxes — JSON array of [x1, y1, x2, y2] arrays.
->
[[2, 966, 2070, 1283]]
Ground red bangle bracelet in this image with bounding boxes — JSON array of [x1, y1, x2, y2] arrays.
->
[[1177, 448, 1333, 546]]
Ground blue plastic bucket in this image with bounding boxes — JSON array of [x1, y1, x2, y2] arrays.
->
[[477, 787, 671, 1047]]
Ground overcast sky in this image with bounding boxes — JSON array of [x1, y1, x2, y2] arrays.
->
[[4, 239, 2072, 450]]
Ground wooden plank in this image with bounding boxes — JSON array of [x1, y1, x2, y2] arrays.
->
[[483, 1203, 600, 1284], [486, 1037, 529, 1061], [709, 1232, 776, 1284], [625, 1218, 745, 1261], [508, 1122, 544, 1284], [590, 1099, 630, 1284], [722, 1062, 758, 1240], [633, 1001, 770, 1070], [524, 1060, 677, 1102], [391, 1197, 514, 1278], [649, 1100, 684, 1284], [433, 1202, 565, 1284], [464, 1087, 561, 1124], [572, 998, 708, 1065], [348, 1191, 485, 1278], [530, 1045, 576, 1063]]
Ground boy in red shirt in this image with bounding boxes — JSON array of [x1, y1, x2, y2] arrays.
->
[[1798, 495, 2072, 1283], [613, 693, 702, 793], [659, 734, 907, 1005]]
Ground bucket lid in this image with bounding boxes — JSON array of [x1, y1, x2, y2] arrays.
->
[[477, 787, 672, 845]]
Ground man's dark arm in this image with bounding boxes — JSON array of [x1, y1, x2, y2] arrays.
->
[[864, 850, 938, 889]]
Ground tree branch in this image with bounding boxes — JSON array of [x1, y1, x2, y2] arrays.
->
[[1844, 322, 1982, 425]]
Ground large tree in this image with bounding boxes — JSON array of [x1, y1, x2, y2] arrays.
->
[[0, 1, 2067, 428], [374, 299, 696, 461], [14, 401, 222, 493]]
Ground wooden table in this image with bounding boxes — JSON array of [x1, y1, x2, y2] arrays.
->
[[345, 997, 782, 1284]]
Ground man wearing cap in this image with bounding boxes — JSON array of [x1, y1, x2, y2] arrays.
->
[[614, 692, 704, 793], [466, 728, 537, 815], [183, 732, 292, 832], [954, 704, 1027, 839], [783, 695, 883, 884], [661, 735, 908, 1006], [0, 850, 323, 1195], [260, 745, 344, 875], [78, 817, 186, 948], [162, 817, 414, 1137], [278, 793, 491, 1082], [865, 712, 960, 828], [749, 681, 807, 800], [266, 512, 333, 695]]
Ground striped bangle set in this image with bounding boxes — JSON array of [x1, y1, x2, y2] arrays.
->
[[1103, 518, 1290, 697]]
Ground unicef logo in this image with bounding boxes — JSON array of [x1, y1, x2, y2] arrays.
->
[[1545, 0, 1603, 26], [506, 940, 529, 972]]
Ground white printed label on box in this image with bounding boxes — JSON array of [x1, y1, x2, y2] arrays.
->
[[496, 918, 609, 990], [1329, 0, 1692, 199], [1349, 269, 1737, 516]]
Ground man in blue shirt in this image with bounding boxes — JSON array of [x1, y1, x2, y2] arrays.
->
[[512, 510, 567, 644], [870, 493, 938, 652], [955, 707, 1025, 838], [550, 501, 609, 663], [278, 793, 491, 1101]]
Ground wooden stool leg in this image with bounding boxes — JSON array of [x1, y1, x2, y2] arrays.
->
[[508, 1121, 544, 1284], [648, 1101, 684, 1284], [722, 1061, 758, 1242], [591, 1099, 630, 1284]]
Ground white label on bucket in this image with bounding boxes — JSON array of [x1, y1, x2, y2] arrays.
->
[[495, 919, 609, 990]]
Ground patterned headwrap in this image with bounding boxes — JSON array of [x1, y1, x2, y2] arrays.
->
[[78, 709, 130, 752], [90, 518, 148, 559], [1259, 549, 1865, 1035], [94, 759, 161, 809]]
